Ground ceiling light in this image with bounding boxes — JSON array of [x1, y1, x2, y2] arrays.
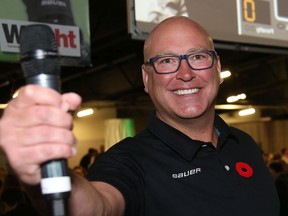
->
[[227, 93, 246, 103], [215, 104, 250, 110], [12, 90, 19, 98], [226, 96, 238, 103], [77, 108, 94, 117], [220, 70, 231, 79], [0, 104, 7, 109], [239, 108, 255, 116]]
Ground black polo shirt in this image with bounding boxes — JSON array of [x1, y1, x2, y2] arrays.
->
[[87, 113, 279, 216]]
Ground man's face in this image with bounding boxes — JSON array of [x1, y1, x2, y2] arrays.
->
[[142, 19, 222, 123]]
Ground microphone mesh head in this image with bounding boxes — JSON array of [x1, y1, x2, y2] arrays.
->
[[20, 24, 60, 77]]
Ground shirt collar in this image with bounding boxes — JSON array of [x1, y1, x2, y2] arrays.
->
[[146, 111, 237, 161]]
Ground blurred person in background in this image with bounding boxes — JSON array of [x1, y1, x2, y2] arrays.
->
[[281, 147, 288, 164], [269, 160, 288, 216], [79, 148, 98, 174]]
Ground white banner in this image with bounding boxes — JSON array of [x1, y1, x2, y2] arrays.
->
[[0, 19, 80, 57]]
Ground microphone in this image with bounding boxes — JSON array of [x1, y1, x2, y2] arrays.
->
[[20, 24, 71, 216]]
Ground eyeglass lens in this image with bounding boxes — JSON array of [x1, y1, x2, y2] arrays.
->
[[153, 51, 214, 73]]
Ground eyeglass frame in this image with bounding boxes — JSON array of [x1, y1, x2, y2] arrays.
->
[[144, 50, 217, 74]]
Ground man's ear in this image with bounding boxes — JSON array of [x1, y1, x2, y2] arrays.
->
[[219, 72, 224, 84], [216, 55, 224, 84], [142, 64, 149, 93]]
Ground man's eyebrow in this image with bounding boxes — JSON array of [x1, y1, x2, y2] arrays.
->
[[187, 48, 209, 53]]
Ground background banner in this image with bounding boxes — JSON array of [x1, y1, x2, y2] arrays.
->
[[0, 0, 90, 66]]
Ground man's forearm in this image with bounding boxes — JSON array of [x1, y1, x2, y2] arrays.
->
[[23, 171, 124, 216], [23, 171, 104, 216]]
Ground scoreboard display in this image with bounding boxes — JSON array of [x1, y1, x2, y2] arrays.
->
[[127, 0, 288, 53], [237, 0, 288, 41]]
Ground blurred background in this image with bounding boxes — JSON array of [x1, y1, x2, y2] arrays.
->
[[0, 0, 288, 168]]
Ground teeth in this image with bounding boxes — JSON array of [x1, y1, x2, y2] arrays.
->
[[174, 88, 200, 95]]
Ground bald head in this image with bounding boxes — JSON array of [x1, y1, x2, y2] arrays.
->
[[143, 16, 214, 61]]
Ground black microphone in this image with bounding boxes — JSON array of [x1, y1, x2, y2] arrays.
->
[[20, 24, 70, 216]]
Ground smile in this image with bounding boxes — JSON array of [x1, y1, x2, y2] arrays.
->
[[174, 88, 200, 95]]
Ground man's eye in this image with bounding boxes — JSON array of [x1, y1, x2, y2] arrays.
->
[[158, 57, 176, 64], [193, 54, 205, 60], [191, 53, 211, 61]]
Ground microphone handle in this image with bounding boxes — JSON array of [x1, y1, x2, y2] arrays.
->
[[26, 74, 71, 216], [26, 74, 60, 90]]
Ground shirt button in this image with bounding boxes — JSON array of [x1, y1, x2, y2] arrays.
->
[[225, 165, 230, 171]]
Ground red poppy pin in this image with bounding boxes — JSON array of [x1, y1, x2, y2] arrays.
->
[[236, 162, 253, 178]]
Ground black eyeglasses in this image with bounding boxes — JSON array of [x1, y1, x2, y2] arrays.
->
[[145, 50, 217, 74]]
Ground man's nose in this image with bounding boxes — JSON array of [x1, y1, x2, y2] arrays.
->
[[176, 59, 196, 81]]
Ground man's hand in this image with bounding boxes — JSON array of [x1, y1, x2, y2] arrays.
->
[[0, 85, 82, 185]]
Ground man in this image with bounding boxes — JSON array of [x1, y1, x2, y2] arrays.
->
[[79, 148, 98, 173], [281, 147, 288, 164], [268, 160, 288, 216], [0, 16, 279, 215]]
